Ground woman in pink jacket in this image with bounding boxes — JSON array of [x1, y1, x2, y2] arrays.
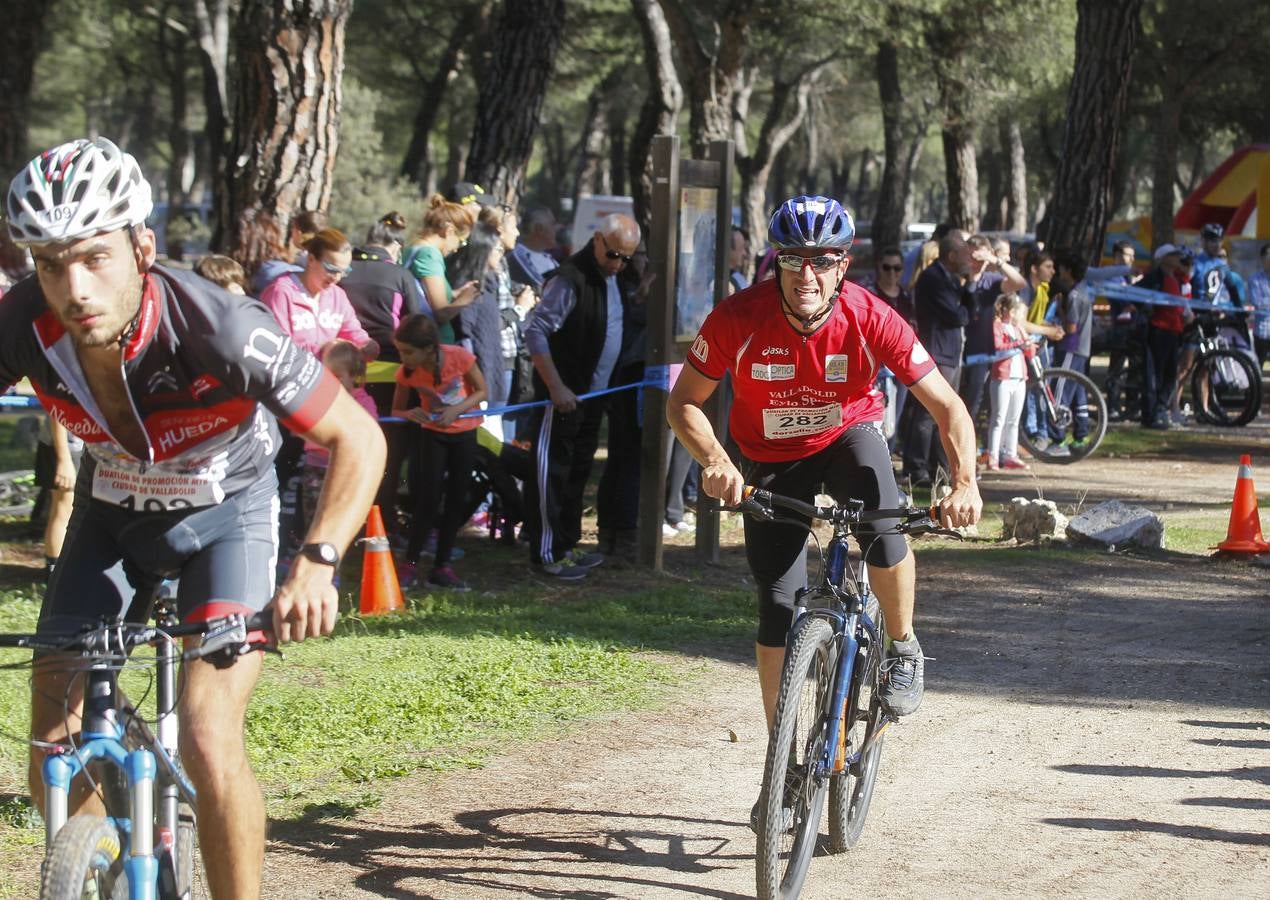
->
[[262, 226, 378, 571], [262, 227, 379, 360]]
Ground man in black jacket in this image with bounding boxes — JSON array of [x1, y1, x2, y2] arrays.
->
[[903, 230, 972, 485], [521, 213, 641, 578]]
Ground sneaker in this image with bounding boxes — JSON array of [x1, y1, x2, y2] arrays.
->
[[1065, 437, 1088, 452], [1146, 418, 1172, 431], [397, 560, 420, 588], [881, 635, 925, 716], [427, 565, 470, 592], [1046, 443, 1071, 458], [566, 549, 605, 569], [1000, 456, 1029, 471], [985, 458, 1000, 471], [675, 520, 696, 534], [1029, 435, 1051, 452], [538, 558, 588, 580], [662, 522, 680, 539]]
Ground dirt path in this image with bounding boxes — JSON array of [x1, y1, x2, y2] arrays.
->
[[263, 442, 1270, 899]]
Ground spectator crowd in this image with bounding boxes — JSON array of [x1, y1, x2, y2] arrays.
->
[[2, 185, 1267, 589]]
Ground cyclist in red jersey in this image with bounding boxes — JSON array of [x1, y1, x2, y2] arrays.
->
[[668, 196, 981, 739], [3, 138, 385, 899]]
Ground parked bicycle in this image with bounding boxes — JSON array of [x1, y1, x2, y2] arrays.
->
[[735, 487, 960, 900], [1020, 347, 1108, 464], [1180, 314, 1262, 427], [0, 596, 273, 899]]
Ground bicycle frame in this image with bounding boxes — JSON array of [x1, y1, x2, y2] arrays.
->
[[789, 527, 884, 782], [40, 598, 197, 900]]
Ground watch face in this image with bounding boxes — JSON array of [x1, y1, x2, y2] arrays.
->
[[305, 543, 339, 566]]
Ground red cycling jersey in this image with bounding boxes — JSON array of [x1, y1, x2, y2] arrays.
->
[[686, 278, 935, 463]]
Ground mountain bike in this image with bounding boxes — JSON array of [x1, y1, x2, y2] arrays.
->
[[0, 597, 273, 899], [1019, 350, 1108, 463], [1182, 315, 1262, 427], [735, 487, 959, 900]]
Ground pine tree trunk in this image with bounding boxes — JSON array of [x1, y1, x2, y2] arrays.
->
[[1003, 116, 1028, 232], [872, 38, 907, 254], [658, 1, 750, 158], [0, 1, 52, 179], [941, 117, 979, 232], [465, 0, 566, 205], [218, 0, 352, 257], [1042, 0, 1144, 261], [400, 8, 479, 188], [628, 0, 681, 232], [573, 73, 616, 212]]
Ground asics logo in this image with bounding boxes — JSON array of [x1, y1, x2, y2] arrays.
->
[[761, 346, 790, 357]]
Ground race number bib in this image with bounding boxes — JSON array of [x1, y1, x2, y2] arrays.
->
[[92, 460, 227, 510], [761, 403, 842, 440]]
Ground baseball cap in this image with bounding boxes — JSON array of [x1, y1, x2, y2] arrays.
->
[[448, 181, 495, 207], [1152, 243, 1181, 261], [1200, 223, 1224, 240]]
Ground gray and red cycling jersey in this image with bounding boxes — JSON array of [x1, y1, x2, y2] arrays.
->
[[0, 265, 340, 512]]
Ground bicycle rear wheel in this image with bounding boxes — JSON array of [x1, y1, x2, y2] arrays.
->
[[1020, 367, 1108, 463], [1191, 349, 1261, 427], [827, 600, 886, 852], [39, 814, 128, 900], [756, 616, 834, 900]]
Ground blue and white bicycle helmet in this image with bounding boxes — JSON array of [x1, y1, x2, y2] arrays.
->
[[767, 195, 855, 250]]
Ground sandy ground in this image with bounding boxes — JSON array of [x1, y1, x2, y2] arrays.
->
[[4, 427, 1268, 898], [256, 435, 1270, 899]]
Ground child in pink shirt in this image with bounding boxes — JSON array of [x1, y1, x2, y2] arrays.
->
[[392, 314, 487, 591]]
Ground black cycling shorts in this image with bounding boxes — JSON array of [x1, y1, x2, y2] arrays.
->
[[741, 423, 908, 648], [39, 462, 279, 634]]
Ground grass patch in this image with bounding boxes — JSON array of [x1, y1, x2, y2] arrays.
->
[[0, 415, 40, 475], [0, 575, 753, 869], [1098, 423, 1260, 460]]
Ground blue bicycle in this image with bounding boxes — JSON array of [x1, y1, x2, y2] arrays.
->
[[0, 596, 272, 899], [737, 487, 957, 900]]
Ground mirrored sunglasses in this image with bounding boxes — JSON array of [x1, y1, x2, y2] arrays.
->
[[776, 253, 844, 273], [320, 259, 353, 276]]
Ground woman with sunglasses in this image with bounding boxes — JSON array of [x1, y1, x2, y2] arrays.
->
[[262, 227, 380, 361], [668, 197, 981, 819]]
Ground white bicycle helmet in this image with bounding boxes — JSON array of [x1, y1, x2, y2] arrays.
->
[[6, 137, 153, 246]]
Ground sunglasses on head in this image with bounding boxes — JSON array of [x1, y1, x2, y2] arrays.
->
[[598, 233, 634, 264], [776, 253, 844, 274], [880, 263, 902, 273], [320, 259, 353, 276]]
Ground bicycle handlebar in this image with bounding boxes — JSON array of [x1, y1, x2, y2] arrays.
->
[[0, 609, 276, 662], [732, 486, 962, 539]]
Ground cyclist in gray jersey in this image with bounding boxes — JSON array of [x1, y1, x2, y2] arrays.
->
[[2, 137, 385, 900]]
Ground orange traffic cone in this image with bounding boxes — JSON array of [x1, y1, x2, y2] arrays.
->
[[1216, 455, 1270, 554], [360, 505, 405, 615]]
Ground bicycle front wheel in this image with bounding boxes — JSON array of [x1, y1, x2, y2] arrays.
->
[[756, 616, 834, 900], [827, 601, 886, 852], [1191, 349, 1262, 427], [39, 814, 127, 900], [1021, 367, 1108, 463]]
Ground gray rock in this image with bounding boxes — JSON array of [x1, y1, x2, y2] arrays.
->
[[1001, 497, 1068, 543], [1066, 500, 1165, 550]]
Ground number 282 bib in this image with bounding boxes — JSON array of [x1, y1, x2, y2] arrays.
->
[[761, 403, 843, 440]]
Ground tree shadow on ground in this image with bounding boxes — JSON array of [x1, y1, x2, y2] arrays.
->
[[268, 805, 752, 899], [1042, 816, 1270, 848]]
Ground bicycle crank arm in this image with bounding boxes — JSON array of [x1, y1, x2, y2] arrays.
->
[[851, 714, 897, 769]]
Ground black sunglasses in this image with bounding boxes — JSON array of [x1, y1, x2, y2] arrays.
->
[[880, 263, 903, 273], [598, 233, 634, 264]]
